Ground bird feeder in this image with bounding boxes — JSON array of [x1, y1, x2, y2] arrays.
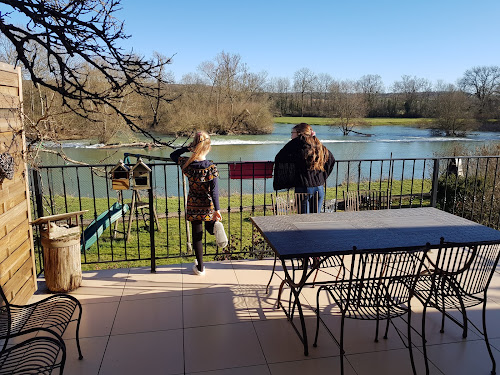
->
[[131, 158, 152, 190], [110, 160, 131, 190]]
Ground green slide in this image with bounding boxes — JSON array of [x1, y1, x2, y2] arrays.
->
[[81, 202, 129, 251]]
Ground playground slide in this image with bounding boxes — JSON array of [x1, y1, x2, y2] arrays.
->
[[81, 202, 129, 251]]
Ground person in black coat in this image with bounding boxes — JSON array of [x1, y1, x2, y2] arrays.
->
[[273, 123, 335, 213]]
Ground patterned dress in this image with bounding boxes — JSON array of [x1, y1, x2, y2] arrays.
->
[[178, 156, 220, 221]]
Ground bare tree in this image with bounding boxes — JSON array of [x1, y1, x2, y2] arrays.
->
[[358, 74, 384, 116], [392, 75, 432, 117], [315, 73, 333, 114], [293, 68, 316, 116], [276, 77, 291, 114], [173, 51, 272, 134], [434, 82, 473, 136], [330, 80, 367, 135], [268, 77, 291, 116], [0, 0, 176, 146], [458, 65, 500, 117], [0, 33, 17, 65], [147, 52, 175, 129]]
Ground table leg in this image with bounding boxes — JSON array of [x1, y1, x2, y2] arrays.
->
[[279, 257, 310, 356]]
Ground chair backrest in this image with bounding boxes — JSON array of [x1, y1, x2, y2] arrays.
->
[[294, 192, 319, 214], [271, 191, 319, 215], [0, 285, 12, 352], [343, 190, 391, 211], [323, 198, 337, 213], [271, 192, 297, 215], [429, 241, 500, 296], [347, 248, 426, 305], [343, 191, 360, 211]]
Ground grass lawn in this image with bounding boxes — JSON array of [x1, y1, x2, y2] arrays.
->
[[274, 117, 436, 126], [35, 178, 433, 272]]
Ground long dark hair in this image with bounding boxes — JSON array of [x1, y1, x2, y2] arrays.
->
[[293, 123, 329, 171]]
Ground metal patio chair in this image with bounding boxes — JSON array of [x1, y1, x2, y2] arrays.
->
[[266, 192, 343, 298], [313, 247, 427, 375], [294, 190, 321, 214], [413, 240, 500, 375], [0, 335, 66, 374], [343, 189, 391, 211], [265, 191, 299, 293], [323, 198, 337, 213], [0, 285, 83, 360]]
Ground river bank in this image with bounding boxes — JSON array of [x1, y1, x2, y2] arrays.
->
[[51, 117, 500, 145], [274, 117, 436, 126]]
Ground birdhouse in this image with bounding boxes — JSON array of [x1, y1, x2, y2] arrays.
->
[[110, 160, 131, 190], [131, 158, 152, 190]]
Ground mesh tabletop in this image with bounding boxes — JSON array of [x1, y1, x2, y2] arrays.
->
[[250, 208, 500, 259]]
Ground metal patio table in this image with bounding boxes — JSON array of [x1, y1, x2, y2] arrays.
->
[[250, 207, 500, 355]]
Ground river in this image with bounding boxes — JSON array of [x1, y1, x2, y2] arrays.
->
[[40, 123, 500, 166], [37, 124, 500, 197]]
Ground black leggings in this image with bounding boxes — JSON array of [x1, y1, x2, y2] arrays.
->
[[191, 220, 215, 271]]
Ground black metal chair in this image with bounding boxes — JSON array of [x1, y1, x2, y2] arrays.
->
[[413, 240, 500, 375], [0, 285, 83, 360], [276, 255, 345, 308], [313, 247, 427, 375], [265, 191, 300, 293], [343, 189, 391, 211], [266, 192, 343, 301], [0, 336, 66, 374]]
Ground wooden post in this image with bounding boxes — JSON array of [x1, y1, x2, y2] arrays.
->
[[41, 232, 82, 292], [31, 210, 87, 293]]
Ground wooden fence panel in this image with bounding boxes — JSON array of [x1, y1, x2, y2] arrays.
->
[[0, 64, 36, 304]]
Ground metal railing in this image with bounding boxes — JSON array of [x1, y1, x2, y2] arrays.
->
[[29, 155, 500, 273]]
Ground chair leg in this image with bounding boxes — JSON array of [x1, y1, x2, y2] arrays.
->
[[458, 295, 469, 338], [422, 304, 431, 375], [313, 287, 322, 347], [266, 255, 278, 293], [335, 258, 345, 280], [76, 302, 84, 360], [311, 269, 319, 288], [277, 279, 286, 308], [383, 316, 390, 340], [407, 306, 418, 375], [461, 309, 468, 339], [340, 314, 346, 375], [440, 285, 446, 333], [482, 301, 496, 375]]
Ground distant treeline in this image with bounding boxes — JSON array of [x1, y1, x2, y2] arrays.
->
[[20, 51, 500, 142]]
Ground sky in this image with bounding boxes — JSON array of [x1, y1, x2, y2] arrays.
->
[[2, 0, 499, 89], [114, 0, 500, 89]]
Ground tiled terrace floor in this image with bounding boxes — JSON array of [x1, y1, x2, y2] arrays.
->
[[28, 258, 500, 375]]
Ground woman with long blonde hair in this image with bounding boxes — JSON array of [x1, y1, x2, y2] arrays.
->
[[273, 123, 335, 213], [170, 131, 222, 275]]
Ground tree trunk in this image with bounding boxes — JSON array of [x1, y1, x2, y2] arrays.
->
[[41, 232, 82, 292]]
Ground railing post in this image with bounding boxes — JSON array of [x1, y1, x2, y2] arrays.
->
[[149, 170, 156, 273], [430, 158, 440, 207], [32, 169, 44, 218]]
